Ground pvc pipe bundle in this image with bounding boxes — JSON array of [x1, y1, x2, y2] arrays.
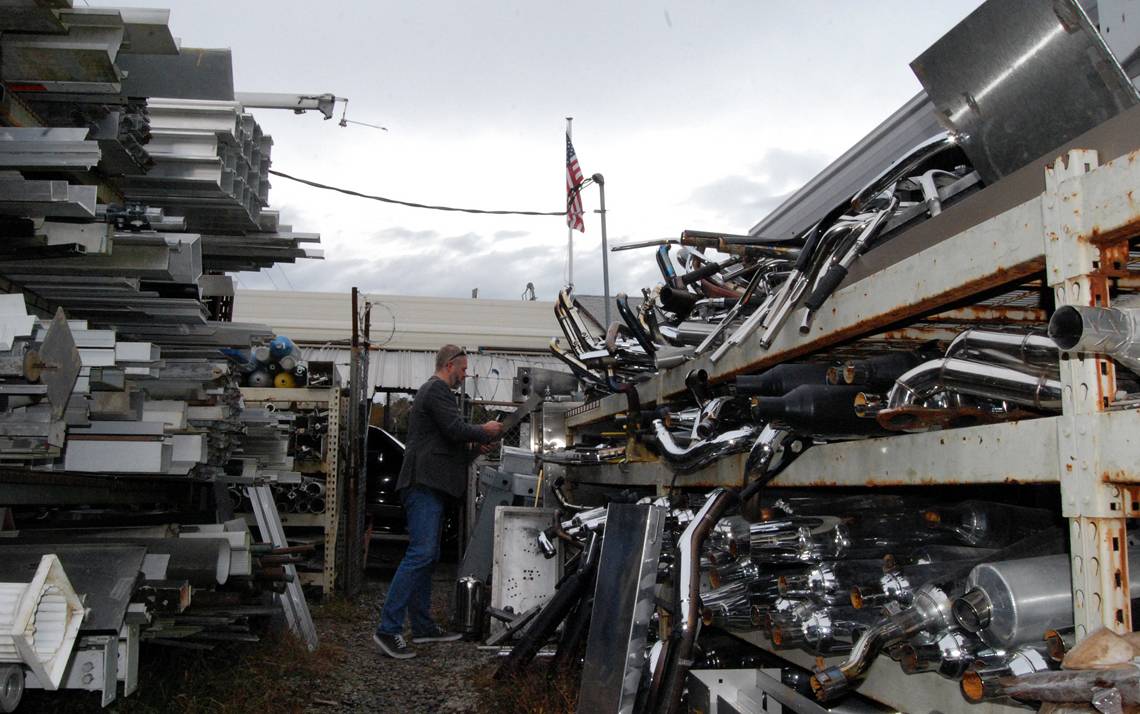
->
[[239, 335, 309, 388], [0, 555, 85, 690]]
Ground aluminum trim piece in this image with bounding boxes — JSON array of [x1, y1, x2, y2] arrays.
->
[[577, 504, 666, 714], [246, 485, 318, 650]]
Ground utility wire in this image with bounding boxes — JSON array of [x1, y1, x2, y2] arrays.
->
[[269, 169, 570, 217]]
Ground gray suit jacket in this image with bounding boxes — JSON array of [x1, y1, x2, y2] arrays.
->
[[395, 376, 491, 499]]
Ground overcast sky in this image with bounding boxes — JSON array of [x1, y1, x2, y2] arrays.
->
[[97, 0, 983, 300]]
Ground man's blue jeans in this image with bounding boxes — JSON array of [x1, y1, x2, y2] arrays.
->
[[377, 485, 445, 636]]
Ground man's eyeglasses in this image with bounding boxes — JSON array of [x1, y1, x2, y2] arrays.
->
[[447, 350, 467, 363]]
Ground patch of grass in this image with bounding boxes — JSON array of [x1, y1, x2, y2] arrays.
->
[[473, 660, 581, 714], [312, 595, 366, 624]]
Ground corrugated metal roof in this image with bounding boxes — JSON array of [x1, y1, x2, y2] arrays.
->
[[232, 289, 561, 352]]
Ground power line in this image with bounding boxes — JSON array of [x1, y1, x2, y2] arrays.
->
[[268, 169, 570, 217], [276, 264, 296, 291]]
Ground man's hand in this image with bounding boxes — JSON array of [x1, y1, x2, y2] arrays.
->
[[482, 420, 504, 439], [479, 442, 497, 455]]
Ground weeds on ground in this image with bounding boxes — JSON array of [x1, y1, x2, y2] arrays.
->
[[26, 630, 346, 713], [473, 661, 581, 714], [313, 595, 366, 624]]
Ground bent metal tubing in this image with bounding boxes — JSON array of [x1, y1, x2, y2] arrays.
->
[[885, 357, 1063, 411], [657, 426, 798, 714], [651, 420, 758, 474]]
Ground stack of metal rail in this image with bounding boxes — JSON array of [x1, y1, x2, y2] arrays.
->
[[24, 95, 154, 175], [0, 4, 328, 710], [116, 98, 273, 233], [0, 172, 97, 220]]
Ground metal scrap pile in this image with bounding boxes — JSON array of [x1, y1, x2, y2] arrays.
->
[[550, 133, 979, 393], [0, 3, 331, 711], [534, 3, 1140, 712]]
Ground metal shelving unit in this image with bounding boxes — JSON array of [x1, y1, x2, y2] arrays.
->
[[556, 145, 1140, 711], [238, 386, 341, 595]]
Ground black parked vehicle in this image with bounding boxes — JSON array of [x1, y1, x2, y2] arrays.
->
[[365, 426, 462, 553]]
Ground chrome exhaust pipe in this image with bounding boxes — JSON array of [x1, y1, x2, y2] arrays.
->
[[1049, 302, 1140, 375], [897, 630, 976, 679], [810, 582, 956, 700], [650, 420, 759, 474], [953, 549, 1140, 649], [946, 328, 1059, 374], [960, 646, 1051, 703], [885, 357, 1062, 411]]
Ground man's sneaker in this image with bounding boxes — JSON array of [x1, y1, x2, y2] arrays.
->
[[373, 632, 416, 659], [411, 624, 463, 643]]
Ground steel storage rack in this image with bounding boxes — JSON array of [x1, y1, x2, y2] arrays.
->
[[237, 387, 343, 595], [547, 110, 1140, 714]]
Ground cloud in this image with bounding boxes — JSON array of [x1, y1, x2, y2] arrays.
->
[[243, 227, 671, 303], [687, 147, 831, 229]]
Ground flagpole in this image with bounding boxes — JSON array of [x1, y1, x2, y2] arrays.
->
[[566, 116, 574, 291]]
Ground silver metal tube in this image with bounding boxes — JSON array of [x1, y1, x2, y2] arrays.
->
[[651, 420, 758, 472], [811, 583, 954, 700], [945, 328, 1059, 372], [886, 357, 1063, 410], [1049, 303, 1140, 375]]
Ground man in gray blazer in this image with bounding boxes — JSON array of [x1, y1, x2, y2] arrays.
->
[[374, 344, 502, 659]]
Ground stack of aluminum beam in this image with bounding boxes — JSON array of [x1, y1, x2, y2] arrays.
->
[[0, 127, 102, 171], [26, 96, 154, 175], [117, 99, 273, 233], [0, 173, 96, 220], [0, 6, 327, 708], [0, 5, 178, 94]]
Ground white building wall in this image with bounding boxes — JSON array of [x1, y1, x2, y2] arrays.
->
[[302, 346, 569, 394], [233, 289, 560, 352], [234, 290, 572, 392]]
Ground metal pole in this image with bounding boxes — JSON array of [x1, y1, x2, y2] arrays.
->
[[566, 117, 574, 290], [593, 173, 611, 327], [346, 287, 361, 595]]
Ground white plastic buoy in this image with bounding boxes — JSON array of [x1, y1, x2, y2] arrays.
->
[[0, 555, 85, 690]]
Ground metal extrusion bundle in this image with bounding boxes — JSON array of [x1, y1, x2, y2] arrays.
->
[[116, 98, 273, 233], [0, 3, 335, 711]]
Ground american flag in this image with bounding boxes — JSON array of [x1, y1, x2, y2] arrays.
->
[[566, 133, 585, 232]]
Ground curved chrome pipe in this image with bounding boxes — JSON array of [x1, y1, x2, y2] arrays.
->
[[886, 357, 1062, 411], [851, 133, 957, 209], [693, 396, 733, 439], [811, 583, 955, 700], [651, 420, 758, 474], [945, 329, 1058, 374], [1050, 302, 1140, 375], [660, 488, 735, 714]]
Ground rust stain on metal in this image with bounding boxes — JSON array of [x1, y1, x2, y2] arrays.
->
[[1103, 470, 1140, 485], [709, 258, 1047, 386], [1085, 214, 1140, 247], [1099, 241, 1132, 276], [1120, 486, 1140, 516], [923, 305, 1046, 324]]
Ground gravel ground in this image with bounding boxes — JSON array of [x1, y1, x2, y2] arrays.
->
[[300, 550, 497, 714]]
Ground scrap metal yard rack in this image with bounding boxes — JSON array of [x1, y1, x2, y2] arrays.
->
[[550, 122, 1140, 713], [238, 386, 343, 595]]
